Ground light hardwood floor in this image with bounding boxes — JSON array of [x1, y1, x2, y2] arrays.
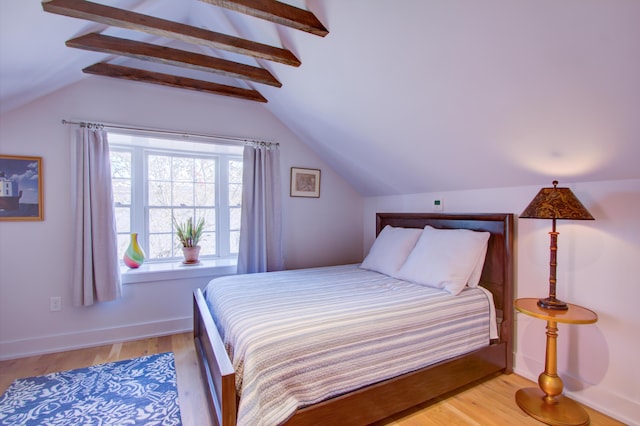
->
[[0, 333, 623, 426]]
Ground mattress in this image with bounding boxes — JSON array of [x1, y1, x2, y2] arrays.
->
[[204, 264, 495, 426]]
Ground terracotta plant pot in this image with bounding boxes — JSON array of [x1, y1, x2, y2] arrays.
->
[[182, 246, 201, 264]]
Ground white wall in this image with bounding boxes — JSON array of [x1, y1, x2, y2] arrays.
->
[[0, 77, 363, 360], [364, 179, 640, 425]]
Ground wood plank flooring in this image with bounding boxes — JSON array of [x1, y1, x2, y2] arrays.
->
[[0, 333, 623, 425]]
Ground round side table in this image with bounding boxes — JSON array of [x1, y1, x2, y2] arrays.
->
[[514, 298, 597, 426]]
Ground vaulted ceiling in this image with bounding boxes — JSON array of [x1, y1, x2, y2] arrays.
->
[[1, 1, 639, 196]]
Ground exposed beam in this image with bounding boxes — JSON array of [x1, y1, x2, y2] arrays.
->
[[83, 62, 267, 102], [66, 33, 282, 87], [200, 0, 328, 37], [42, 0, 300, 67]]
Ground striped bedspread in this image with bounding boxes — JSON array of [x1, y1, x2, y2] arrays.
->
[[204, 264, 494, 426]]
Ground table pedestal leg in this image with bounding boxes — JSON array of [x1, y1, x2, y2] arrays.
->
[[515, 320, 590, 425]]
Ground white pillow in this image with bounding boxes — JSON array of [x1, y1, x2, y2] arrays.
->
[[467, 239, 489, 288], [360, 225, 422, 276], [395, 226, 490, 295]]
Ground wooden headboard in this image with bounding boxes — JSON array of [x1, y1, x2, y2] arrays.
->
[[376, 213, 514, 369]]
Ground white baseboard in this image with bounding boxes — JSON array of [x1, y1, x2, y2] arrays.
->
[[0, 316, 192, 361], [514, 353, 638, 426]]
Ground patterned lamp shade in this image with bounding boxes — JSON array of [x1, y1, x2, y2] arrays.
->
[[520, 181, 594, 220], [520, 180, 594, 310]]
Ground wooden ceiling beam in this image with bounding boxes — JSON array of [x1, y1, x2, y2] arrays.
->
[[66, 33, 282, 87], [42, 0, 300, 66], [200, 0, 328, 37], [83, 62, 267, 102]]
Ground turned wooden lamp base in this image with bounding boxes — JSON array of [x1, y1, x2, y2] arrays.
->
[[516, 387, 590, 426]]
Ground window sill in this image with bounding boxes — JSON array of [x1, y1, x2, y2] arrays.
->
[[120, 258, 237, 284]]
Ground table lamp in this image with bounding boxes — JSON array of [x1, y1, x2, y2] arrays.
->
[[520, 180, 594, 310]]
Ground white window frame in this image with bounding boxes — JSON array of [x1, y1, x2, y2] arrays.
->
[[108, 131, 243, 283]]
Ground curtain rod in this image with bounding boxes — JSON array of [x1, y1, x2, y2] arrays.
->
[[61, 119, 278, 147]]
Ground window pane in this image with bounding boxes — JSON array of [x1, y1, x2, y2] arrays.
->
[[195, 183, 215, 206], [173, 182, 194, 206], [228, 183, 241, 207], [149, 181, 171, 206], [173, 157, 193, 182], [229, 160, 242, 182], [148, 155, 171, 180], [194, 208, 215, 255], [110, 149, 132, 263], [197, 208, 216, 231], [149, 233, 174, 259], [200, 231, 216, 255], [112, 179, 131, 205], [117, 234, 130, 261], [230, 230, 240, 254], [229, 160, 242, 251], [114, 206, 130, 233], [230, 207, 241, 230], [110, 151, 131, 178], [149, 208, 172, 233], [195, 158, 215, 183], [172, 208, 193, 225]]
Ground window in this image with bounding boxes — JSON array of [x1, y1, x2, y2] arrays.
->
[[109, 131, 243, 264]]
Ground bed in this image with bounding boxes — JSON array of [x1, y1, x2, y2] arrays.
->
[[193, 212, 514, 426]]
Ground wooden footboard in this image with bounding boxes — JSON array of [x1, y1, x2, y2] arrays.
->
[[286, 342, 507, 425], [193, 288, 236, 426]]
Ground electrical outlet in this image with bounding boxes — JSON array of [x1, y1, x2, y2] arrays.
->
[[50, 296, 62, 312], [433, 199, 444, 212]]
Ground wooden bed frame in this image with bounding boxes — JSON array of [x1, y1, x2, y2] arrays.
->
[[193, 212, 514, 426]]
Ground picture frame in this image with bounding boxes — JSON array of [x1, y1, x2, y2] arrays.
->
[[290, 167, 320, 198], [0, 155, 43, 221]]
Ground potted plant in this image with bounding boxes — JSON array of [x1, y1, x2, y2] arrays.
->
[[173, 216, 205, 264]]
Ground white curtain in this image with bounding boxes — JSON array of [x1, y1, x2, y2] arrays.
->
[[237, 142, 283, 274], [71, 126, 122, 306]]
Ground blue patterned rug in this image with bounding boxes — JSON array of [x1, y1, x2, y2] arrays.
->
[[0, 352, 181, 425]]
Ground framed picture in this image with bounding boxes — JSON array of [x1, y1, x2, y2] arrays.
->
[[290, 167, 320, 198], [0, 155, 43, 221]]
